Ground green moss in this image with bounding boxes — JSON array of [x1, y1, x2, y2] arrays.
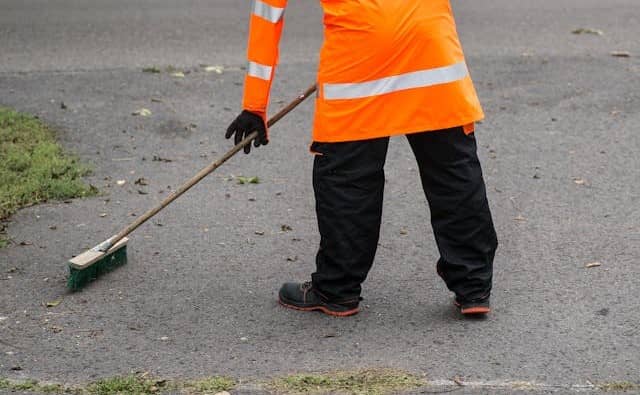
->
[[270, 369, 426, 395], [32, 383, 65, 393], [183, 376, 236, 393], [598, 381, 638, 392], [0, 379, 10, 389], [8, 379, 40, 391], [0, 107, 97, 223], [1, 371, 426, 395]]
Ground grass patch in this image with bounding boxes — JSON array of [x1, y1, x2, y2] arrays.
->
[[183, 376, 236, 393], [598, 381, 639, 392], [85, 374, 235, 395], [270, 369, 426, 395], [86, 375, 165, 395], [0, 378, 67, 393], [1, 374, 236, 395], [0, 107, 96, 224]]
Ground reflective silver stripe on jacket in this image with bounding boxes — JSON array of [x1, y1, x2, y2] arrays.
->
[[248, 61, 273, 80], [323, 61, 469, 100], [253, 0, 285, 23]]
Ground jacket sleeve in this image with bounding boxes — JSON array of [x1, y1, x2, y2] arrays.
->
[[242, 0, 288, 119]]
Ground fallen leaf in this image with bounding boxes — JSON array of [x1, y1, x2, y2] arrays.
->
[[116, 180, 126, 186], [134, 177, 149, 186], [399, 229, 408, 235], [572, 28, 603, 35], [204, 65, 225, 74], [236, 176, 260, 184], [286, 256, 298, 262], [19, 241, 33, 246], [49, 325, 63, 333], [152, 155, 173, 163], [610, 51, 631, 58], [281, 224, 293, 232], [99, 213, 107, 217], [585, 262, 602, 268], [132, 108, 152, 117], [142, 66, 161, 73], [46, 298, 63, 308]]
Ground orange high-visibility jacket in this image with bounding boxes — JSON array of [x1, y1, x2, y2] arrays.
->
[[242, 0, 484, 142]]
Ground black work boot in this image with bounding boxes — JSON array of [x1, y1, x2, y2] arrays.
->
[[454, 294, 491, 315], [278, 282, 360, 317]]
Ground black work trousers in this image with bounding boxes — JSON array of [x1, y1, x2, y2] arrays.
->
[[310, 127, 498, 304]]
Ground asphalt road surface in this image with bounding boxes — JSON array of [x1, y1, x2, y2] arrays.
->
[[1, 0, 639, 393]]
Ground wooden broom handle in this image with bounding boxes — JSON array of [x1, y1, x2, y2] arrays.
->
[[104, 84, 317, 251]]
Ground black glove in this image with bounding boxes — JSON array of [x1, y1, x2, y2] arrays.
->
[[225, 110, 268, 154]]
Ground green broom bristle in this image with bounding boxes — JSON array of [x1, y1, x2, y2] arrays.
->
[[67, 246, 128, 291]]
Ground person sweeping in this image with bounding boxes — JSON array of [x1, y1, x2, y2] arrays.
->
[[226, 0, 498, 316]]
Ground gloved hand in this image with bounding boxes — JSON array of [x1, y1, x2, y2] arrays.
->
[[225, 110, 268, 154]]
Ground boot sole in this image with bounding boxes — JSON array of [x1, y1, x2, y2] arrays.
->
[[278, 298, 359, 317], [454, 300, 490, 315]]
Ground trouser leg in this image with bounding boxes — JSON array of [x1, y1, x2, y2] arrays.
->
[[406, 127, 497, 300], [310, 137, 390, 303]]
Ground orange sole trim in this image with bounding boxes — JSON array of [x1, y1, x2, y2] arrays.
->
[[460, 306, 490, 315], [278, 299, 359, 317], [454, 300, 490, 315]]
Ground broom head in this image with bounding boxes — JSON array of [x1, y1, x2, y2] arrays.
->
[[67, 237, 129, 291]]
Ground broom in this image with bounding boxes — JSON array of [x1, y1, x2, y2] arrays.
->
[[67, 84, 318, 290]]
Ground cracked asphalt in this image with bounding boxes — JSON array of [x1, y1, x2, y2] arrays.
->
[[1, 0, 639, 393]]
